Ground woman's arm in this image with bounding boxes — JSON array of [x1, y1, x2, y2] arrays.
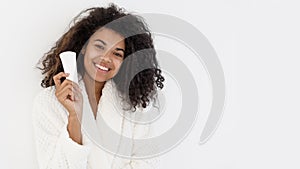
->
[[67, 114, 83, 145], [32, 88, 91, 169]]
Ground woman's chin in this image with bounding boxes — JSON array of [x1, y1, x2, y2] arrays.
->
[[94, 76, 108, 83]]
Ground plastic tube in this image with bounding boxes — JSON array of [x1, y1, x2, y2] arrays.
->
[[59, 51, 78, 84]]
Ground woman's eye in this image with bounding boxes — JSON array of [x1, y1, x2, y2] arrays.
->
[[114, 52, 123, 58], [95, 45, 104, 50]]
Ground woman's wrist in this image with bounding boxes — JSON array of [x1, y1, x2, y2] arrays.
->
[[68, 110, 82, 121], [68, 113, 78, 120], [67, 113, 83, 144]]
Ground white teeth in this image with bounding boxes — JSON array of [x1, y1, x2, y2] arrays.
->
[[95, 64, 109, 71]]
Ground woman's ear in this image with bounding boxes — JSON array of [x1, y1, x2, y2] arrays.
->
[[81, 45, 86, 54], [80, 39, 89, 54]]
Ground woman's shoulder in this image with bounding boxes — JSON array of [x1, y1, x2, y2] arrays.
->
[[32, 85, 68, 123], [33, 85, 57, 105]]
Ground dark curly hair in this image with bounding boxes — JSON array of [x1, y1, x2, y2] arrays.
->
[[36, 3, 164, 111]]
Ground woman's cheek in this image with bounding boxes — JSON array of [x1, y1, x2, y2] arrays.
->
[[117, 61, 123, 71]]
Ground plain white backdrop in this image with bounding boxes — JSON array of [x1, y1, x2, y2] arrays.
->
[[0, 0, 299, 168]]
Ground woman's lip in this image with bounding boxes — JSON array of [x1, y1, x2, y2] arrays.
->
[[94, 63, 111, 69], [94, 63, 110, 73]]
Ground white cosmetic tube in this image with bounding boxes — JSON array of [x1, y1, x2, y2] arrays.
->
[[59, 51, 78, 84]]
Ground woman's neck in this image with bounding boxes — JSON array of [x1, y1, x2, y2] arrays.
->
[[82, 73, 105, 118]]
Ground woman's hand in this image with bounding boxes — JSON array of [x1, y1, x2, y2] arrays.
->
[[53, 72, 83, 121]]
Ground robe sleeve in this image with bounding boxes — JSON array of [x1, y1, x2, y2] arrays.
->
[[32, 88, 92, 169]]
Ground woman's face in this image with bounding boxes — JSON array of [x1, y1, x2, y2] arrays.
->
[[82, 27, 125, 82]]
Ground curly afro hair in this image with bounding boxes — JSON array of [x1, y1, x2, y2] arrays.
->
[[36, 3, 164, 111]]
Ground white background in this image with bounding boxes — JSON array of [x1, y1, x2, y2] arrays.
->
[[0, 0, 299, 168]]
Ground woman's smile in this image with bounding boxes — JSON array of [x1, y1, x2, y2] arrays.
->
[[94, 63, 111, 73]]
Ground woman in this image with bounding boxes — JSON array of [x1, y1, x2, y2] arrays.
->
[[33, 3, 164, 169]]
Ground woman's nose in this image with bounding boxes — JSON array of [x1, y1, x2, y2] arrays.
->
[[100, 51, 112, 63]]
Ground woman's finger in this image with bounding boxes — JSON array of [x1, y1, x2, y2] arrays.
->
[[73, 83, 82, 93], [69, 92, 75, 101], [56, 88, 72, 103], [53, 72, 69, 88], [59, 79, 73, 90], [73, 91, 79, 101], [56, 84, 74, 98]]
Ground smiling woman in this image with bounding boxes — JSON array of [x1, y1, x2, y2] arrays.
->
[[32, 3, 164, 169], [82, 27, 126, 116]]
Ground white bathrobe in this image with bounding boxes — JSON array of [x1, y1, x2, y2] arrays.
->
[[32, 77, 160, 169]]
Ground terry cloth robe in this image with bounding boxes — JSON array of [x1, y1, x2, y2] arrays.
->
[[32, 77, 160, 169]]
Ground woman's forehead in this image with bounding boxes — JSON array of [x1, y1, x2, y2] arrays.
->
[[91, 27, 125, 45]]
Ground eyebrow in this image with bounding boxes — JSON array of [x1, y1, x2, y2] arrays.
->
[[115, 48, 125, 53], [95, 39, 125, 53]]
